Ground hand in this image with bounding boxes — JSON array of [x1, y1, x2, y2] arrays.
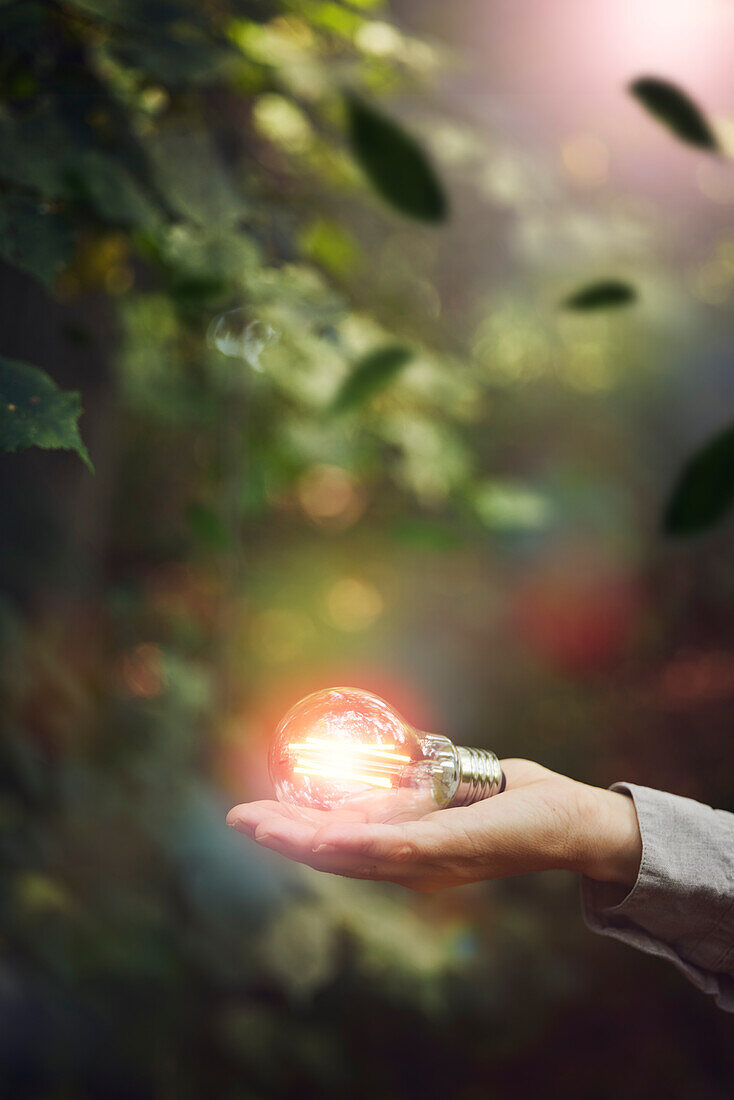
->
[[227, 759, 642, 893]]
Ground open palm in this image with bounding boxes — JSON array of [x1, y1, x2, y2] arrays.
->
[[227, 759, 641, 891]]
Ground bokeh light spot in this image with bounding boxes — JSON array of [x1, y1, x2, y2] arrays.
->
[[297, 464, 365, 528], [688, 260, 732, 305], [105, 264, 134, 295], [326, 578, 383, 632], [561, 134, 609, 188], [355, 21, 403, 57], [252, 93, 313, 153], [561, 343, 614, 392], [656, 649, 734, 708], [473, 481, 552, 531], [695, 160, 734, 204]]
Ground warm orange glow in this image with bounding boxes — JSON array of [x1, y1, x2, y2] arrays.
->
[[289, 735, 410, 789], [293, 766, 393, 789], [290, 738, 411, 761]]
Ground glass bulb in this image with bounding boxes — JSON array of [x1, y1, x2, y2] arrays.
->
[[269, 687, 505, 822]]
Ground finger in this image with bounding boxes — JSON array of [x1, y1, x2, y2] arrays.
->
[[250, 817, 424, 883], [252, 812, 320, 852], [227, 800, 285, 835], [308, 819, 452, 866], [309, 822, 411, 860], [227, 801, 369, 834], [226, 804, 411, 880], [257, 833, 400, 880]]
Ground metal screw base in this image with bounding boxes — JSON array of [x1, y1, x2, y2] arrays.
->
[[451, 747, 505, 807]]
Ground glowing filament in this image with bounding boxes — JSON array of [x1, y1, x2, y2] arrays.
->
[[289, 736, 411, 790]]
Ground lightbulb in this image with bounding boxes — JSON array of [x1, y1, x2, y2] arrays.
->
[[269, 687, 505, 822]]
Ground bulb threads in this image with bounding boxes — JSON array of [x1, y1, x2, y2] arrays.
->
[[452, 747, 505, 806]]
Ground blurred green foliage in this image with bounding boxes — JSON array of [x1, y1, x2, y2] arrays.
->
[[0, 0, 452, 474]]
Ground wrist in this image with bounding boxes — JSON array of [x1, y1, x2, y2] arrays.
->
[[576, 786, 642, 887]]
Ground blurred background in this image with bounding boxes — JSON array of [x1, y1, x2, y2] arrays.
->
[[1, 0, 734, 1096]]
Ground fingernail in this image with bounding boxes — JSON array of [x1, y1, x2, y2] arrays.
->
[[255, 832, 272, 843], [312, 843, 332, 854]]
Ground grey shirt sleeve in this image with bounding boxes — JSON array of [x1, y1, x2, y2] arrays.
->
[[581, 783, 734, 1012]]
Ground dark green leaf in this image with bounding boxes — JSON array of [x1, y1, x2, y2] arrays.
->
[[0, 109, 78, 198], [562, 280, 637, 311], [0, 357, 92, 469], [63, 152, 161, 228], [332, 345, 413, 413], [629, 77, 719, 151], [111, 32, 234, 87], [0, 195, 74, 288], [65, 0, 199, 31], [344, 94, 447, 223], [663, 422, 734, 535], [170, 272, 230, 305], [56, 70, 180, 222], [0, 106, 170, 225]]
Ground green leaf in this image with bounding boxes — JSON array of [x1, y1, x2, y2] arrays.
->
[[170, 272, 230, 305], [64, 151, 161, 228], [0, 109, 78, 198], [332, 344, 413, 413], [0, 357, 92, 469], [110, 29, 235, 87], [344, 94, 448, 223], [663, 422, 734, 536], [66, 0, 201, 32], [0, 106, 170, 225], [562, 279, 637, 311], [0, 195, 74, 288], [629, 77, 719, 151]]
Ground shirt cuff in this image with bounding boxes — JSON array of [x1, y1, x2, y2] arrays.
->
[[581, 783, 734, 1012]]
